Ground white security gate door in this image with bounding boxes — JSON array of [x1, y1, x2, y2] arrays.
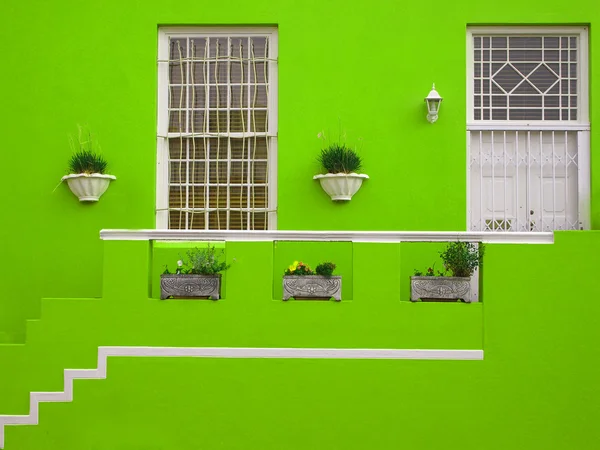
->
[[469, 130, 580, 231], [467, 27, 589, 232]]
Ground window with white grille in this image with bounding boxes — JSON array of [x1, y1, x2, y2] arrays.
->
[[157, 28, 278, 230], [467, 27, 590, 232]]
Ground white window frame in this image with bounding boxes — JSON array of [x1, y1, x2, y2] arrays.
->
[[156, 27, 279, 230], [466, 26, 590, 230]]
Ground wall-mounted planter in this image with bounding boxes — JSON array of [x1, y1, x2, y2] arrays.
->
[[283, 275, 342, 301], [410, 276, 472, 303], [313, 173, 368, 201], [62, 173, 116, 202], [160, 274, 221, 300]]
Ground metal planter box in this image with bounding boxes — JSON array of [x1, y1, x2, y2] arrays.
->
[[160, 274, 221, 300], [283, 275, 342, 301], [410, 276, 472, 303]]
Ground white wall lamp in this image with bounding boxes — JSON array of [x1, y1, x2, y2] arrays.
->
[[425, 84, 443, 123]]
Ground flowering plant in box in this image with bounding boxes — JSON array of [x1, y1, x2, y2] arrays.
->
[[284, 261, 337, 278], [284, 261, 314, 276], [282, 260, 341, 301]]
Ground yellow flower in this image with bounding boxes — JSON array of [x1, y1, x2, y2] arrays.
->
[[292, 261, 299, 270], [288, 265, 295, 272]]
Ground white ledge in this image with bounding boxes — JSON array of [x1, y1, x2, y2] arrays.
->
[[99, 229, 554, 244], [467, 123, 590, 131]]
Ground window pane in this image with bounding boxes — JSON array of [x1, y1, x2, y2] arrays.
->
[[169, 139, 186, 160], [188, 162, 206, 184], [169, 210, 186, 230], [163, 30, 276, 230], [169, 161, 187, 184], [229, 211, 248, 230], [473, 31, 579, 121], [187, 213, 206, 230], [169, 111, 186, 133]]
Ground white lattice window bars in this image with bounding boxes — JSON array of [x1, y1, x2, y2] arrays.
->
[[467, 27, 590, 233], [157, 27, 278, 230], [472, 34, 580, 121]]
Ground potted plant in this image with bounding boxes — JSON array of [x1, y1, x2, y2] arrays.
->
[[410, 242, 485, 303], [313, 131, 368, 201], [61, 127, 116, 201], [283, 261, 341, 301], [161, 245, 230, 300]]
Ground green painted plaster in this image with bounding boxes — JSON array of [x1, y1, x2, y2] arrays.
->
[[0, 0, 598, 341], [1, 0, 600, 446], [0, 233, 598, 449]]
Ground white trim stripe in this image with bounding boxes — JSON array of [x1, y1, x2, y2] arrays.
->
[[0, 346, 483, 448], [467, 123, 590, 131], [101, 346, 483, 359], [99, 229, 554, 244]]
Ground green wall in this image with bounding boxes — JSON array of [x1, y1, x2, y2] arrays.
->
[[0, 0, 597, 344], [0, 232, 598, 449]]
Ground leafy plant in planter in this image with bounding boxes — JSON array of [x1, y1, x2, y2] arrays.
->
[[411, 242, 485, 303], [440, 242, 485, 278], [318, 144, 363, 174], [283, 261, 341, 301], [413, 264, 446, 277], [68, 150, 108, 174], [61, 126, 116, 202], [161, 245, 230, 300], [313, 130, 368, 201], [315, 262, 336, 277]]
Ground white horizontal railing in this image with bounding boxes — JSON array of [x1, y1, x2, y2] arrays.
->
[[99, 229, 554, 244]]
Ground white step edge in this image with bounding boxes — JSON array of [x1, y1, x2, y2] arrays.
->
[[0, 346, 483, 448]]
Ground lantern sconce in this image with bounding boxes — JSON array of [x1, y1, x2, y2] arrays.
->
[[425, 83, 443, 124]]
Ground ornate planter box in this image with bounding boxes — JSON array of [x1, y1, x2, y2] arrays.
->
[[283, 275, 342, 301], [160, 274, 221, 300], [410, 276, 472, 303]]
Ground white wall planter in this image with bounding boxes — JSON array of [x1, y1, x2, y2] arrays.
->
[[313, 173, 368, 201], [410, 276, 472, 303], [283, 275, 342, 301], [62, 173, 116, 202]]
